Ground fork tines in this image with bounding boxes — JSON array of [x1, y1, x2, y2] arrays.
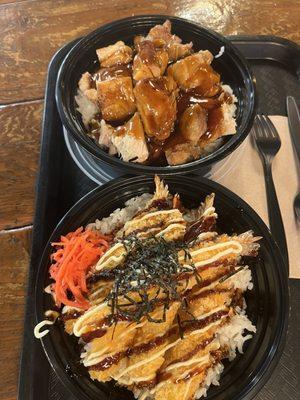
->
[[252, 114, 281, 155], [253, 115, 280, 140]]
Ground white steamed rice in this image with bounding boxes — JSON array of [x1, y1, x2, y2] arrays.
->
[[87, 193, 151, 234], [75, 89, 99, 127], [195, 310, 256, 399], [195, 363, 224, 398]]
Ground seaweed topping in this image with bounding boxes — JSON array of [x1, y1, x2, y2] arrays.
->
[[105, 236, 200, 325]]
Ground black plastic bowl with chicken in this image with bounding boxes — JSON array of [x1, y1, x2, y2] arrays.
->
[[56, 15, 255, 174]]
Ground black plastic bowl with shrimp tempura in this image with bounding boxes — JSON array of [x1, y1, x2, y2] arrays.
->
[[35, 175, 287, 400]]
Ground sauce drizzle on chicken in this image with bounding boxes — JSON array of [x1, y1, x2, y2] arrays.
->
[[76, 20, 237, 166]]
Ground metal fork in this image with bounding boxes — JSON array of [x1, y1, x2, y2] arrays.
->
[[252, 115, 289, 271]]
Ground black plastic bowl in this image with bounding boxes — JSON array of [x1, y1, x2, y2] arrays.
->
[[36, 176, 288, 400], [56, 15, 256, 176]]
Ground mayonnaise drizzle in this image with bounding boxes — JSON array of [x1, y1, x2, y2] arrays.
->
[[82, 306, 228, 367], [136, 209, 181, 221], [178, 240, 243, 269], [34, 320, 55, 339], [95, 242, 126, 271], [187, 240, 243, 259], [118, 321, 145, 339], [192, 305, 227, 320], [140, 379, 168, 399], [134, 217, 185, 237], [155, 222, 185, 237], [83, 322, 144, 366], [117, 373, 156, 386], [83, 346, 109, 362], [73, 302, 108, 337], [113, 339, 181, 380], [165, 352, 214, 373]]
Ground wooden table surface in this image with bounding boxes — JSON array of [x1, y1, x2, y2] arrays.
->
[[0, 0, 299, 398]]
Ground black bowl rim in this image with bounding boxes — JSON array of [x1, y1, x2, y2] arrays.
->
[[35, 175, 288, 400], [55, 14, 256, 175]]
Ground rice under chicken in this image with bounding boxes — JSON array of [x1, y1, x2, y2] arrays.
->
[[75, 20, 237, 166]]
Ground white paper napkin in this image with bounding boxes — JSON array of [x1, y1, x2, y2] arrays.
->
[[213, 116, 300, 279]]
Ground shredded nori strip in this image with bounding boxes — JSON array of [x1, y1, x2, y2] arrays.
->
[[105, 236, 200, 325], [128, 156, 138, 162], [218, 265, 245, 283]]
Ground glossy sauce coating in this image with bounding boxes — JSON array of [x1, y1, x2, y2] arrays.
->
[[184, 215, 216, 242], [146, 85, 230, 164], [81, 327, 107, 342], [86, 39, 233, 166], [61, 310, 83, 322], [93, 64, 132, 82], [134, 76, 177, 144]]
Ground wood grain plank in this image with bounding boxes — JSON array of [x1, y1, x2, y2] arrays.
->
[[0, 0, 299, 104], [172, 0, 300, 41], [0, 101, 43, 230], [0, 0, 167, 103], [0, 226, 31, 400], [0, 0, 31, 4]]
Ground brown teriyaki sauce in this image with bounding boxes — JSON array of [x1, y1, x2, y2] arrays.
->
[[87, 53, 232, 166]]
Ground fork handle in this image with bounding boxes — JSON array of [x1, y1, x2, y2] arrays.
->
[[263, 160, 289, 272]]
